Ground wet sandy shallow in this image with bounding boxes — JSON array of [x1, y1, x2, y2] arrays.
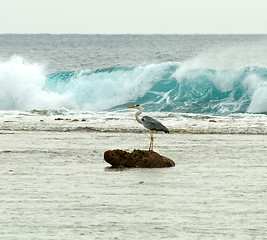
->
[[0, 131, 267, 239]]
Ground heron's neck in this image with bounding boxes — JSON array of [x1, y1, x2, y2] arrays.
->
[[135, 108, 143, 124]]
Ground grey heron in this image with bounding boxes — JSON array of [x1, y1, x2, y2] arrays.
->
[[127, 104, 169, 151]]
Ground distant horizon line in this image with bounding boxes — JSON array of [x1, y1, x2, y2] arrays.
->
[[1, 33, 267, 35]]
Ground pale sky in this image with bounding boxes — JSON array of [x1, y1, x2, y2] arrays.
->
[[0, 0, 267, 34]]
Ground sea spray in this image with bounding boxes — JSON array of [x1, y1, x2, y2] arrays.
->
[[0, 57, 76, 110]]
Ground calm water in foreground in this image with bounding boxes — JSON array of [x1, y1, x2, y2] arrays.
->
[[0, 130, 266, 240]]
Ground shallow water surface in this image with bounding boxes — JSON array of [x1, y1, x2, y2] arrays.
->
[[0, 131, 266, 239]]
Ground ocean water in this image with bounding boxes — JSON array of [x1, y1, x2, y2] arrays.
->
[[1, 34, 267, 114], [0, 35, 267, 239]]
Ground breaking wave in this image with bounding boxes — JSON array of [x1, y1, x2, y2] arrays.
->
[[1, 56, 267, 114]]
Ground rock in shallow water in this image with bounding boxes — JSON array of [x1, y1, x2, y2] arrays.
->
[[104, 149, 175, 168]]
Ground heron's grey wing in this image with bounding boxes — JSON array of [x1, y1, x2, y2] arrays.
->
[[141, 116, 169, 133]]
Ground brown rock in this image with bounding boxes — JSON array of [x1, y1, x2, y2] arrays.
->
[[104, 149, 175, 168]]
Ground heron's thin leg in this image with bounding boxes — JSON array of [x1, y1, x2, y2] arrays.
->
[[151, 133, 153, 151], [149, 131, 154, 151]]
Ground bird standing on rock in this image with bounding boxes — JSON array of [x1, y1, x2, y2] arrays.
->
[[127, 104, 169, 151]]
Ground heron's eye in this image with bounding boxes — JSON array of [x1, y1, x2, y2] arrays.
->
[[136, 104, 140, 107]]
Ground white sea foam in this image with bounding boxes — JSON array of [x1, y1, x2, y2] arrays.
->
[[0, 56, 76, 110], [242, 74, 267, 113], [1, 110, 267, 134]]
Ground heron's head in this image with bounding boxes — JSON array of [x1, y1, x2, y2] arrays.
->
[[127, 104, 142, 110]]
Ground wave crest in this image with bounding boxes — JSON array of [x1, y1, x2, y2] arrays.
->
[[45, 63, 175, 111], [1, 57, 267, 114]]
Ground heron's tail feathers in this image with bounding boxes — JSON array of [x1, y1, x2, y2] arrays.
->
[[163, 128, 170, 134]]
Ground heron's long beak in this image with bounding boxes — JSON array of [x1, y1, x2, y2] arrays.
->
[[127, 106, 135, 108]]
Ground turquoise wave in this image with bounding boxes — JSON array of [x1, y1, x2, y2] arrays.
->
[[45, 63, 267, 114], [2, 57, 266, 113]]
